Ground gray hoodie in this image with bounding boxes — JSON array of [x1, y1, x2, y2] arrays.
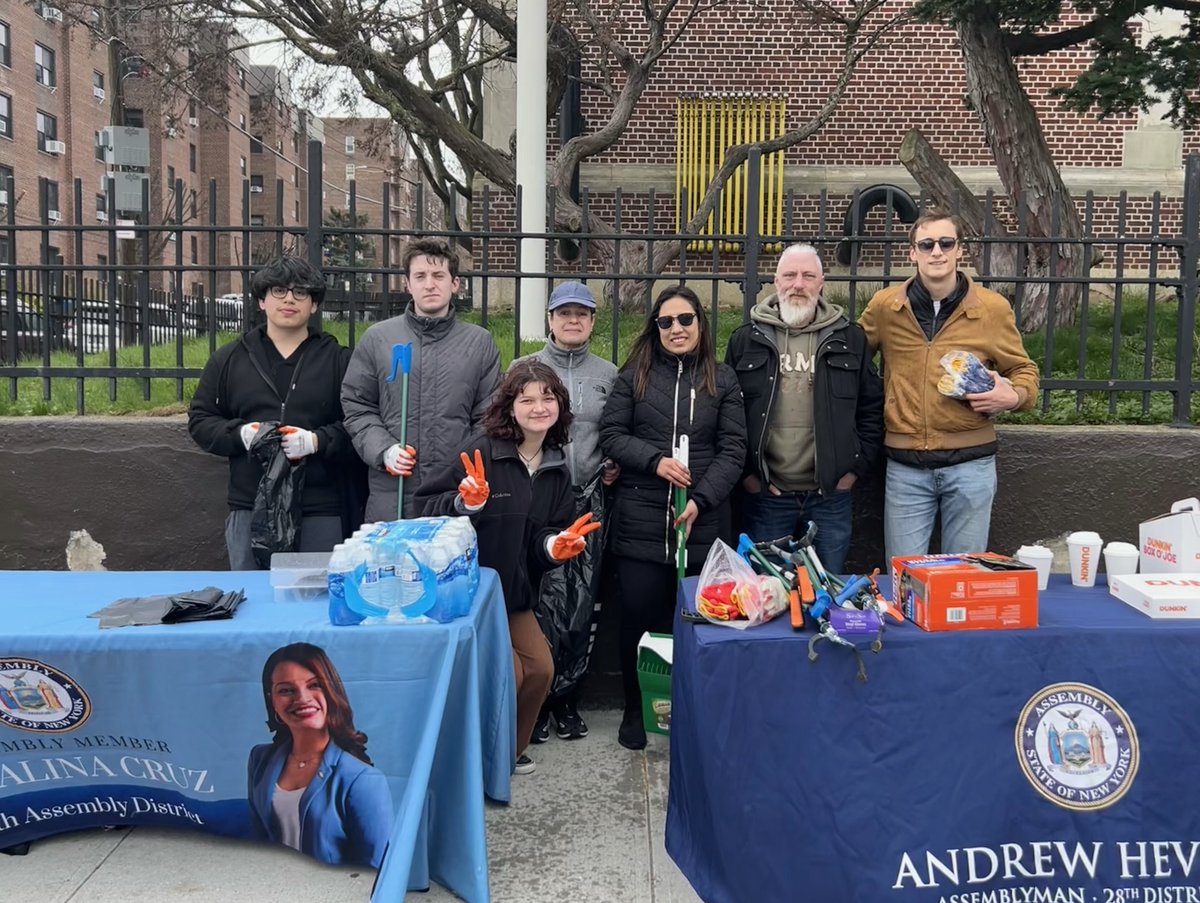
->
[[750, 294, 845, 491], [512, 339, 618, 486]]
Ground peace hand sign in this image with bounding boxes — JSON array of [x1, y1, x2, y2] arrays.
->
[[458, 449, 490, 510], [550, 512, 603, 561]]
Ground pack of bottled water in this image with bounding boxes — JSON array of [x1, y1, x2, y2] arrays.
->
[[327, 516, 479, 626]]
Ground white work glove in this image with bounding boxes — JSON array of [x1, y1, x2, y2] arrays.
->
[[280, 426, 318, 460], [239, 422, 260, 451], [383, 443, 416, 477]]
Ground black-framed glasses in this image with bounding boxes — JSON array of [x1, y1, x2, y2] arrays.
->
[[913, 237, 959, 254], [268, 285, 312, 300], [655, 313, 696, 330]]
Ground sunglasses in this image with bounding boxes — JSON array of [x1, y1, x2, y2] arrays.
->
[[913, 237, 959, 254], [268, 285, 313, 300], [655, 313, 697, 330]]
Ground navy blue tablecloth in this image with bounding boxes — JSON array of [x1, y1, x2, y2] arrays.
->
[[666, 574, 1200, 903], [0, 569, 515, 903]]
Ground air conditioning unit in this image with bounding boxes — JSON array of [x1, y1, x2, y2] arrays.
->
[[249, 185, 263, 194], [47, 209, 61, 224], [45, 139, 66, 155], [0, 121, 7, 135], [188, 117, 198, 127], [166, 127, 179, 139], [93, 86, 105, 101], [96, 211, 108, 222], [42, 6, 64, 22], [0, 190, 8, 205]]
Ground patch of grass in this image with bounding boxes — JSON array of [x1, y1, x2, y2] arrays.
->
[[2, 298, 1197, 423]]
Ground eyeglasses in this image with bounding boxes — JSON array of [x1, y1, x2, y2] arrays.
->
[[268, 285, 312, 300], [655, 313, 696, 330], [913, 237, 959, 254]]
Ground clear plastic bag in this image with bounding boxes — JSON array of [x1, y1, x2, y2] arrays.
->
[[694, 539, 788, 629]]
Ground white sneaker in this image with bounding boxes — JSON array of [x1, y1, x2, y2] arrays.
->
[[514, 754, 536, 775]]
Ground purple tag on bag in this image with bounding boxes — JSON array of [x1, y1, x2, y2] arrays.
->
[[829, 606, 881, 636]]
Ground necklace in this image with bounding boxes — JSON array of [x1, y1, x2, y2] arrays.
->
[[517, 446, 542, 469], [292, 753, 313, 769]]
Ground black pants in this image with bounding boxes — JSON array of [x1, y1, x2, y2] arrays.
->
[[613, 554, 701, 711]]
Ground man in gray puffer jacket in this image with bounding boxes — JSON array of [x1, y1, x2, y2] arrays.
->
[[341, 238, 500, 521], [511, 281, 618, 742]]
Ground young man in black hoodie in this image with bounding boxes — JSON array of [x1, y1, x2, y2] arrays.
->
[[726, 243, 883, 573], [188, 256, 363, 569]]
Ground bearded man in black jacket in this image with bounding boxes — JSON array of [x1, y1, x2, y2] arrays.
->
[[188, 257, 364, 569]]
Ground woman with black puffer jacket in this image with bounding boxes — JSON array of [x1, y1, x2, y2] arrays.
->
[[599, 285, 747, 750]]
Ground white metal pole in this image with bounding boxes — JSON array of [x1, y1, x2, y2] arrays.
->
[[515, 0, 548, 341]]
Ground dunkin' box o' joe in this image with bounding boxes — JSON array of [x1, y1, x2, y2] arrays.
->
[[1139, 498, 1200, 574], [891, 553, 1039, 632]]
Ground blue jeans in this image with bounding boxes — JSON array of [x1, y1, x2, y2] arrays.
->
[[884, 456, 997, 561], [742, 488, 854, 575]]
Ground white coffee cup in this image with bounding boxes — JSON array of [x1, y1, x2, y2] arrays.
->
[[1015, 544, 1053, 590], [1066, 531, 1103, 588], [1103, 541, 1140, 580]]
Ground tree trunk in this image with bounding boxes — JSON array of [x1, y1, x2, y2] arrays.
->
[[953, 7, 1088, 331]]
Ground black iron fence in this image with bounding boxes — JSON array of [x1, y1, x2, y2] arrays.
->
[[2, 143, 1198, 423]]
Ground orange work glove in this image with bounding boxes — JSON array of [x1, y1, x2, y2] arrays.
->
[[458, 449, 490, 510], [384, 443, 417, 477], [549, 512, 603, 561]]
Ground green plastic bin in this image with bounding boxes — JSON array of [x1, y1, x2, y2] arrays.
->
[[637, 632, 672, 736]]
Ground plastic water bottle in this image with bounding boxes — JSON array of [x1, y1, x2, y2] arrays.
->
[[377, 534, 400, 613], [327, 543, 364, 626], [359, 534, 383, 608]]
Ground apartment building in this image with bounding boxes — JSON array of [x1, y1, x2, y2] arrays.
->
[[319, 117, 428, 292], [0, 1, 112, 275]]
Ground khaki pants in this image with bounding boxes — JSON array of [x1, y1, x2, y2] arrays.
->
[[508, 609, 554, 755]]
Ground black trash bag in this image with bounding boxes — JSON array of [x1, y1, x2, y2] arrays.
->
[[249, 421, 306, 569], [535, 465, 609, 698]]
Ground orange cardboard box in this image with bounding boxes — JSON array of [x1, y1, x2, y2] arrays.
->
[[891, 553, 1039, 632]]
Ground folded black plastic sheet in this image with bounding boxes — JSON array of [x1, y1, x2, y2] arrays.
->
[[88, 587, 246, 628]]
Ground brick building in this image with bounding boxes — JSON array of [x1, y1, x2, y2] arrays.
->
[[318, 117, 429, 292], [480, 4, 1197, 301]]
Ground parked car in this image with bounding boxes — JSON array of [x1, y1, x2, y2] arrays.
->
[[185, 294, 246, 333], [0, 301, 53, 362]]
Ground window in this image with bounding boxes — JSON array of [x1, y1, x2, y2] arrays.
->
[[123, 108, 144, 128], [97, 253, 107, 268], [188, 100, 197, 120], [0, 165, 12, 205], [294, 199, 300, 222], [237, 66, 245, 89], [250, 215, 264, 227], [43, 180, 60, 222], [0, 94, 10, 139], [344, 136, 355, 154], [250, 174, 264, 190], [250, 135, 263, 154], [190, 189, 197, 217], [166, 165, 176, 191], [292, 133, 298, 153], [190, 236, 197, 264], [94, 130, 104, 160], [35, 44, 56, 88], [239, 156, 246, 175], [293, 165, 299, 186], [95, 194, 106, 217], [36, 110, 58, 152], [0, 20, 10, 69], [238, 113, 245, 130], [93, 71, 104, 90], [189, 143, 196, 173]]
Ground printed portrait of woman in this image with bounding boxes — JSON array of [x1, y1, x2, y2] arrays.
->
[[247, 642, 393, 868]]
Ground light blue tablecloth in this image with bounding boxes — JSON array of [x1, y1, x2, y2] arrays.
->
[[0, 568, 515, 903]]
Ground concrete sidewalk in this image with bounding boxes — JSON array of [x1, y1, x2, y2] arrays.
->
[[5, 708, 702, 903]]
